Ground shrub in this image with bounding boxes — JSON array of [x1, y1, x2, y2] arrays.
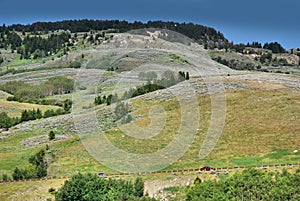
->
[[2, 173, 10, 181], [49, 131, 55, 141], [48, 187, 56, 193], [55, 173, 151, 201]]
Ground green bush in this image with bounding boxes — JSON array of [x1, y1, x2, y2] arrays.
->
[[186, 168, 300, 201], [49, 131, 55, 141], [0, 76, 74, 102], [0, 112, 19, 129], [55, 173, 153, 201]]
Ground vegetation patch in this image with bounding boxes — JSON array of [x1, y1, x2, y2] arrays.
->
[[186, 168, 300, 200]]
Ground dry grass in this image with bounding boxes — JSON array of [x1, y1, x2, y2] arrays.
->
[[0, 179, 65, 201], [175, 89, 300, 168], [0, 90, 12, 100], [1, 88, 299, 176], [0, 99, 61, 117], [105, 99, 181, 154], [103, 88, 300, 169]]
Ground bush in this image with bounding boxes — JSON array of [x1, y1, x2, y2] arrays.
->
[[134, 177, 144, 197], [2, 173, 10, 181], [48, 187, 56, 193], [55, 173, 152, 201], [43, 109, 57, 118], [0, 112, 19, 129], [49, 131, 55, 140], [186, 168, 300, 201], [12, 149, 48, 180]]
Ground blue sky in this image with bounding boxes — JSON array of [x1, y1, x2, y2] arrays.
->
[[0, 0, 299, 49]]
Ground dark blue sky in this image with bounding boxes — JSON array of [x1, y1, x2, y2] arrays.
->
[[1, 0, 299, 49]]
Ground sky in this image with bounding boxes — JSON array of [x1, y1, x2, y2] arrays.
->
[[0, 0, 299, 49]]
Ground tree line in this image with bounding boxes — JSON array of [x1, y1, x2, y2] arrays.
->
[[0, 30, 71, 59], [55, 173, 156, 201], [0, 19, 227, 48], [0, 102, 71, 130], [0, 76, 74, 103], [186, 168, 300, 201], [95, 70, 190, 106], [232, 41, 286, 54]]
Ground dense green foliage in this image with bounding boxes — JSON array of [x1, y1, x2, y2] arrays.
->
[[186, 168, 300, 201], [263, 42, 286, 53], [12, 149, 47, 180], [0, 76, 74, 102], [0, 107, 67, 129], [55, 173, 155, 201], [21, 32, 71, 59], [0, 112, 19, 129], [48, 130, 56, 140], [0, 77, 73, 129], [0, 30, 71, 59], [20, 108, 42, 122]]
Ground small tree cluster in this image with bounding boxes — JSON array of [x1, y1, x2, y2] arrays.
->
[[260, 52, 272, 64], [0, 77, 74, 102], [178, 71, 190, 81], [0, 112, 19, 130], [263, 42, 286, 53], [95, 70, 189, 108], [12, 149, 47, 180], [0, 105, 69, 130], [94, 94, 118, 106], [55, 174, 155, 201], [186, 168, 300, 201], [20, 108, 42, 122]]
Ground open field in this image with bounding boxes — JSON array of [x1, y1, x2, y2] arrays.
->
[[1, 85, 298, 177], [0, 178, 65, 201]]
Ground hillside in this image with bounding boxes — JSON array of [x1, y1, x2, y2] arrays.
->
[[0, 26, 299, 200]]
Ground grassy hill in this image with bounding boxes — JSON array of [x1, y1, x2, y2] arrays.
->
[[0, 27, 299, 200]]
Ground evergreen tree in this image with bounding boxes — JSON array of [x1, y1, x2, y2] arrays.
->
[[49, 130, 55, 140], [186, 72, 190, 80], [21, 110, 29, 122], [134, 177, 144, 197], [36, 108, 42, 119]]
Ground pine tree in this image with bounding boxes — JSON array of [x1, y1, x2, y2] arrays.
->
[[134, 177, 144, 197], [21, 110, 29, 122], [186, 72, 190, 80], [49, 130, 55, 140]]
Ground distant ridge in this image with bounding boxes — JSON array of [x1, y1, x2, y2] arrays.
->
[[0, 19, 228, 46]]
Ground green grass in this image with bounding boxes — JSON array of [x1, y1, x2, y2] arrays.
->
[[4, 57, 44, 69], [169, 53, 190, 64], [0, 87, 299, 177], [102, 71, 116, 76]]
